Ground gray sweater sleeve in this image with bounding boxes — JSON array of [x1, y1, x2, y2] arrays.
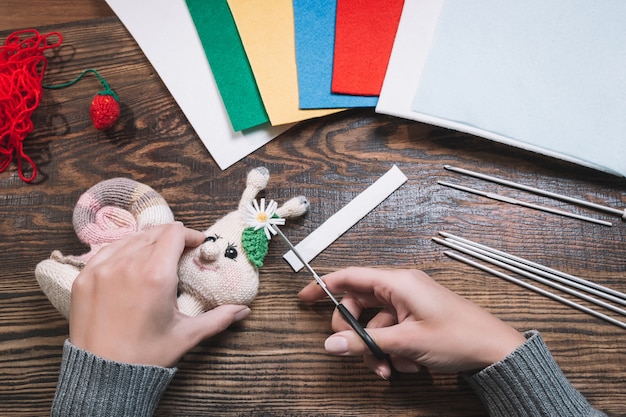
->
[[465, 330, 607, 417], [51, 339, 176, 417], [52, 332, 608, 416]]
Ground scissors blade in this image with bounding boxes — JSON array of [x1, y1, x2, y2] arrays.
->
[[275, 227, 398, 372], [275, 227, 340, 305]]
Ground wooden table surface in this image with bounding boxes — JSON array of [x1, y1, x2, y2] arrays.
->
[[1, 3, 625, 416]]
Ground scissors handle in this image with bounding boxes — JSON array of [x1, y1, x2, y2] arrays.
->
[[336, 304, 389, 361]]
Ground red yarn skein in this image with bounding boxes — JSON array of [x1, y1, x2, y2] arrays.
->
[[1, 30, 121, 182], [0, 30, 62, 182]]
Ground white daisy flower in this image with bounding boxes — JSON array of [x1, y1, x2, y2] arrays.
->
[[244, 198, 285, 240]]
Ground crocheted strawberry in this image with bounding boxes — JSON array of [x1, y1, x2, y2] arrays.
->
[[90, 92, 120, 130], [44, 68, 120, 130]]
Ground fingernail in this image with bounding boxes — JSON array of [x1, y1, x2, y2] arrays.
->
[[234, 307, 251, 322], [324, 336, 349, 354], [407, 363, 420, 373], [376, 368, 388, 380]]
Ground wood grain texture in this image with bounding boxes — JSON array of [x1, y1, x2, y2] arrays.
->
[[0, 0, 114, 31], [1, 16, 626, 417]]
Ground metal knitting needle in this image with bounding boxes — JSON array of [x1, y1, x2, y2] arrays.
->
[[439, 231, 626, 302], [444, 165, 626, 220], [434, 237, 626, 318], [444, 251, 626, 331], [438, 181, 613, 227], [435, 236, 626, 306]]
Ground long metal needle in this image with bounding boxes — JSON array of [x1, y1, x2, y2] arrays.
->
[[444, 165, 626, 220], [439, 231, 626, 302], [444, 251, 626, 331], [434, 237, 626, 318], [438, 181, 612, 227]]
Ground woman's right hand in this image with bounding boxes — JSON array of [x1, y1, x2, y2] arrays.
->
[[298, 267, 526, 379]]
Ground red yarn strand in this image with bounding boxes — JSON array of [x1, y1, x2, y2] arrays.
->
[[0, 30, 62, 182]]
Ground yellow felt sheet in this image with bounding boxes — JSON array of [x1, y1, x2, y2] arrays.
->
[[227, 0, 342, 125]]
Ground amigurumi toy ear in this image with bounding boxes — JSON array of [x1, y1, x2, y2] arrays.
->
[[177, 167, 309, 316], [35, 178, 175, 319]]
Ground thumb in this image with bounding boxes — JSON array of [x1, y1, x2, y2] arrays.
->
[[324, 327, 421, 378], [324, 325, 406, 357], [325, 329, 369, 356], [179, 304, 251, 346]]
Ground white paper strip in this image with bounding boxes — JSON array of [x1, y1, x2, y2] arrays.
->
[[283, 165, 408, 271]]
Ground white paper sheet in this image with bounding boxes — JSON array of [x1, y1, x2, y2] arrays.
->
[[283, 165, 408, 272], [376, 0, 444, 121], [105, 0, 290, 170], [377, 0, 626, 178]]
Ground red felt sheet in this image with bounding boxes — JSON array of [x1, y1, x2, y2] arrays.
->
[[332, 0, 404, 96]]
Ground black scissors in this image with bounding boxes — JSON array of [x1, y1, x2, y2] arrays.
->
[[276, 227, 397, 378]]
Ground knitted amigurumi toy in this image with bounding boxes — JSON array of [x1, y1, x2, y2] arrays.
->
[[35, 167, 309, 319]]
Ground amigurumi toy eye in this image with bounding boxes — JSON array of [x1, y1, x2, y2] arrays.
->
[[35, 167, 309, 318]]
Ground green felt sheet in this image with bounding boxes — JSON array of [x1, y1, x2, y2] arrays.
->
[[186, 0, 269, 131]]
